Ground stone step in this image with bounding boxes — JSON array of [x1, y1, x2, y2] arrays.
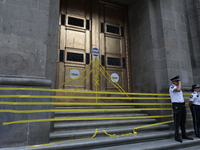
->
[[54, 119, 157, 131], [1, 129, 197, 150], [54, 110, 142, 117], [55, 106, 136, 109], [54, 113, 148, 119], [92, 134, 200, 150], [27, 129, 195, 150], [176, 145, 200, 150], [54, 106, 141, 117], [50, 124, 169, 141]]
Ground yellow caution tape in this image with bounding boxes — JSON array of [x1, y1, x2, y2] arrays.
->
[[133, 118, 193, 135], [60, 60, 94, 86], [186, 119, 193, 121], [98, 62, 129, 98], [0, 87, 192, 97], [0, 102, 173, 105], [0, 95, 172, 99], [91, 129, 136, 139], [27, 137, 92, 149], [98, 69, 123, 94], [3, 115, 173, 125], [26, 118, 193, 149], [133, 120, 174, 134], [97, 59, 127, 94], [0, 87, 171, 96], [183, 93, 192, 95], [0, 108, 174, 113], [75, 66, 95, 90]]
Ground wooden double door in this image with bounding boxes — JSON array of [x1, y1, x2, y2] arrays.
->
[[56, 0, 131, 94]]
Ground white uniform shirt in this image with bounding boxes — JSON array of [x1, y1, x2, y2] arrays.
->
[[189, 91, 200, 106], [169, 84, 185, 103]]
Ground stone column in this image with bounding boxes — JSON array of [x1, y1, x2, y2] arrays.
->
[[129, 0, 193, 93], [0, 0, 59, 148], [185, 0, 200, 83], [128, 0, 193, 125]]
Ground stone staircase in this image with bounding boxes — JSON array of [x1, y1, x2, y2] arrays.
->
[[2, 106, 200, 150], [40, 106, 198, 150], [49, 106, 169, 142]]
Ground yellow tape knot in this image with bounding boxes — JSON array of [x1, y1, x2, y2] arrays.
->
[[133, 129, 137, 135]]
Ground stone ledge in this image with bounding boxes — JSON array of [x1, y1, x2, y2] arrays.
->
[[0, 77, 52, 87]]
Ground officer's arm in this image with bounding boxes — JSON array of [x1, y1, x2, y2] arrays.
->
[[189, 101, 193, 108], [173, 81, 181, 92]]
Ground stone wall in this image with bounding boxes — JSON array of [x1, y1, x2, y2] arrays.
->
[[160, 0, 194, 91], [0, 0, 59, 148], [128, 0, 194, 94], [128, 0, 194, 125], [185, 0, 200, 84], [0, 86, 52, 148], [128, 0, 157, 93], [0, 0, 59, 88]]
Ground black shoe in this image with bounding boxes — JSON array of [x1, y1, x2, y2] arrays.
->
[[196, 135, 200, 138], [175, 137, 182, 143], [182, 135, 193, 140]]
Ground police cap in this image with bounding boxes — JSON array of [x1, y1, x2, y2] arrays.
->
[[191, 84, 200, 91], [170, 76, 180, 81]]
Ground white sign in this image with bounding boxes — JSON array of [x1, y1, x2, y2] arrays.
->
[[70, 70, 79, 79], [91, 48, 100, 57], [111, 73, 119, 83]]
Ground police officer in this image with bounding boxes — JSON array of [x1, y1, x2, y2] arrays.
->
[[169, 76, 193, 143], [188, 84, 200, 138]]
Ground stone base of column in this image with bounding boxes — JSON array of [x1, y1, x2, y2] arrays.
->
[[0, 77, 52, 148]]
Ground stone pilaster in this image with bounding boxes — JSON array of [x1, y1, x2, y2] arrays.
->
[[0, 0, 59, 148]]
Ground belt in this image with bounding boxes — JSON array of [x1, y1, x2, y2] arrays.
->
[[172, 102, 185, 105]]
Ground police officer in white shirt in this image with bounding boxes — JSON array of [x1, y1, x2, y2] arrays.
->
[[189, 84, 200, 138], [169, 76, 193, 142]]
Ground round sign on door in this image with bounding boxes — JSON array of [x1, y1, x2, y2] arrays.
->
[[70, 69, 79, 79], [111, 73, 119, 83], [91, 48, 100, 57]]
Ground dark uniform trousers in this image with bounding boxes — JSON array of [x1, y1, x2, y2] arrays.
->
[[190, 104, 196, 133], [192, 104, 200, 136], [172, 103, 186, 138]]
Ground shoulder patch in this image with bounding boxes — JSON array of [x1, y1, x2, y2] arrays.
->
[[171, 86, 174, 89], [190, 95, 193, 98], [197, 94, 199, 97]]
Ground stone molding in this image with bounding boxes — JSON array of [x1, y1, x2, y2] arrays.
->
[[0, 77, 52, 87]]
